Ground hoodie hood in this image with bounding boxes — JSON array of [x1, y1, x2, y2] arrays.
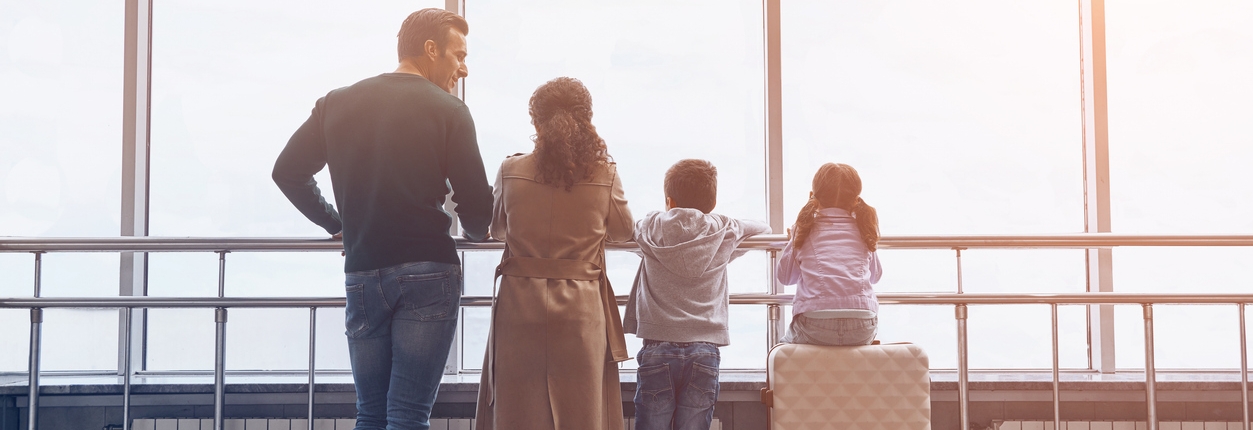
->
[[635, 208, 738, 278]]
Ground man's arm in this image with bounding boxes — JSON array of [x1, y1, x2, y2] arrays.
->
[[272, 98, 343, 235], [445, 104, 493, 242]]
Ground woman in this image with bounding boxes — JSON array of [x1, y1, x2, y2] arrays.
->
[[475, 77, 633, 430]]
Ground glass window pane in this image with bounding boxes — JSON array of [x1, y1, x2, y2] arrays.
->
[[1106, 0, 1252, 371], [782, 1, 1083, 233], [466, 0, 766, 221], [1107, 0, 1253, 235], [1, 1, 123, 238], [783, 1, 1084, 370], [723, 305, 767, 369]]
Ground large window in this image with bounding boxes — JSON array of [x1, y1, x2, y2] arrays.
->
[[782, 0, 1088, 369], [1106, 0, 1253, 369], [4, 0, 1253, 376], [1, 1, 125, 372], [146, 0, 441, 371]]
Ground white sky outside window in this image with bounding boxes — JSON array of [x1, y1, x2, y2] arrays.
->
[[782, 1, 1088, 369], [1106, 0, 1253, 370], [1, 1, 124, 372], [147, 0, 441, 371]]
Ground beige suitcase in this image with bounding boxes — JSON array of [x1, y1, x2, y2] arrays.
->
[[761, 343, 931, 430]]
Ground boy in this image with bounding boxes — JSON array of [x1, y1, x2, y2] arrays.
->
[[624, 159, 771, 430]]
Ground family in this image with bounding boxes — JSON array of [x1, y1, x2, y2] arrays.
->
[[271, 9, 882, 430]]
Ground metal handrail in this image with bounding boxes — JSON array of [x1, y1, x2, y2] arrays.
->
[[5, 292, 1253, 308], [7, 234, 1253, 429], [7, 232, 1253, 252]]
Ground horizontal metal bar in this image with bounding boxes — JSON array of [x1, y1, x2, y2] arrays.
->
[[5, 292, 1253, 310], [6, 233, 1253, 253]]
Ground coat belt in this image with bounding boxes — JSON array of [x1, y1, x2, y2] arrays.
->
[[495, 256, 631, 363]]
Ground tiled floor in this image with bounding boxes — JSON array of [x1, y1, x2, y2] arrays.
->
[[999, 422, 1249, 430], [133, 418, 725, 430]]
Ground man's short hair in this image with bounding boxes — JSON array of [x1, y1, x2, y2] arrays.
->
[[664, 159, 718, 214], [397, 8, 469, 62]]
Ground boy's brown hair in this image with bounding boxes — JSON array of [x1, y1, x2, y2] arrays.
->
[[664, 159, 718, 214]]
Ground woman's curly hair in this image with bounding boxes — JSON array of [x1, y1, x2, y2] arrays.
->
[[529, 77, 610, 191]]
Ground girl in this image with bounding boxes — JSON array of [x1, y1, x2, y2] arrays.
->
[[777, 163, 882, 346]]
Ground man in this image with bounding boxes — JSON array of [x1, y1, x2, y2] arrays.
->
[[272, 8, 492, 430]]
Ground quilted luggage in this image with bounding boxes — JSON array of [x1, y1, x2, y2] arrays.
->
[[761, 343, 931, 430]]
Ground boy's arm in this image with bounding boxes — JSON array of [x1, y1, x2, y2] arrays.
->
[[726, 218, 771, 262], [737, 219, 772, 238], [272, 98, 342, 236]]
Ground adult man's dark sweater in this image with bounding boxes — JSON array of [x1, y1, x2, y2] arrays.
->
[[273, 73, 493, 273]]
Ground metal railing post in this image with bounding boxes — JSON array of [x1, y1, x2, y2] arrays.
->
[[954, 248, 965, 294], [1239, 303, 1248, 430], [1051, 303, 1061, 428], [214, 251, 228, 430], [27, 252, 43, 430], [954, 247, 969, 429], [308, 307, 317, 430], [1143, 303, 1157, 430], [122, 306, 134, 430], [214, 307, 227, 430], [956, 303, 969, 430], [766, 249, 784, 350]]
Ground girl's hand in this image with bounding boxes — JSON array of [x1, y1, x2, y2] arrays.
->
[[786, 227, 793, 241]]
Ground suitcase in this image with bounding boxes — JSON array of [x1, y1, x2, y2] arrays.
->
[[761, 343, 931, 430]]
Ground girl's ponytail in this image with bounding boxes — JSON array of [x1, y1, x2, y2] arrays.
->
[[851, 197, 880, 251], [791, 197, 822, 249]]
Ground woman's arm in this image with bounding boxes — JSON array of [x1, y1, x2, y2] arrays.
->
[[489, 162, 507, 242], [605, 165, 634, 243]]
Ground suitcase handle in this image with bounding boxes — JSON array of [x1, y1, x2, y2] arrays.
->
[[760, 388, 773, 407]]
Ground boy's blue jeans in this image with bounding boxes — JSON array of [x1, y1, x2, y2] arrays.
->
[[344, 261, 461, 430], [633, 340, 721, 430]]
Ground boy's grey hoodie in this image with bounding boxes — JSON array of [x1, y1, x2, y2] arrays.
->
[[624, 208, 770, 346]]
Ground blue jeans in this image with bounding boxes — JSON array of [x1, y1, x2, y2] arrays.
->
[[633, 341, 720, 430], [781, 315, 878, 346], [345, 261, 461, 430]]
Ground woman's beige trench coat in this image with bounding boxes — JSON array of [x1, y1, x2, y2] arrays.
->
[[474, 153, 634, 430]]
